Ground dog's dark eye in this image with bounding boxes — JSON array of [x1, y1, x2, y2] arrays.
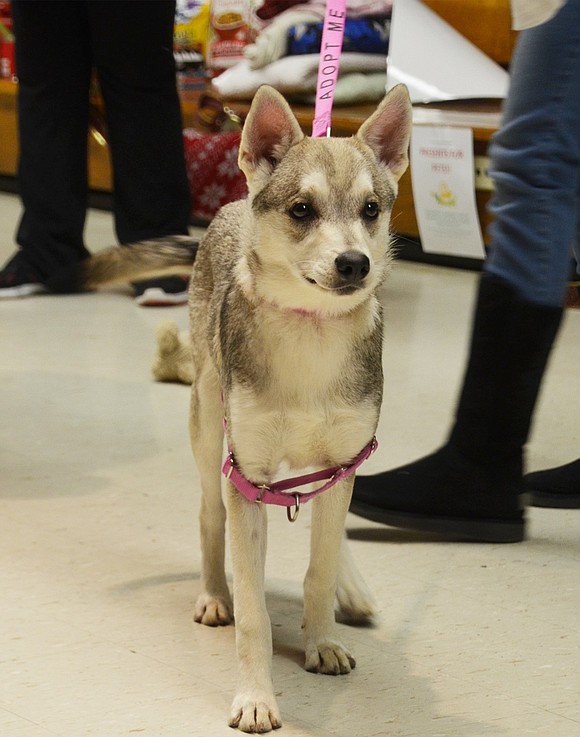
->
[[289, 202, 314, 220], [363, 201, 380, 220]]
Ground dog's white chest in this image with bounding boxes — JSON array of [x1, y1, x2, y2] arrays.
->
[[226, 311, 380, 482]]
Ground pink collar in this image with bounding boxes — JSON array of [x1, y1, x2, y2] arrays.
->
[[222, 436, 378, 522], [289, 306, 320, 317]]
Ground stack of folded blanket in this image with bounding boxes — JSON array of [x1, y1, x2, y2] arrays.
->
[[212, 0, 392, 103]]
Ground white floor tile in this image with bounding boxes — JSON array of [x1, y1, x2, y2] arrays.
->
[[1, 191, 579, 736]]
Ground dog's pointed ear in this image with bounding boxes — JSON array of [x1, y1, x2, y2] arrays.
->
[[238, 85, 304, 191], [357, 84, 412, 182]]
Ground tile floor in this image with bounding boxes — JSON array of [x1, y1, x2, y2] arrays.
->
[[0, 190, 579, 737]]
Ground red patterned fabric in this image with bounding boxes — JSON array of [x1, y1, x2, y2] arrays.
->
[[183, 129, 247, 223]]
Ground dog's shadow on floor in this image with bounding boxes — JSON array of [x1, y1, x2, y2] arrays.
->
[[112, 570, 507, 736], [263, 581, 506, 737]]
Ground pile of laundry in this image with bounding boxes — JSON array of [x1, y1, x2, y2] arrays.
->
[[212, 0, 393, 103]]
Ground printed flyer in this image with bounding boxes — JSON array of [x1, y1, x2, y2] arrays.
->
[[410, 125, 486, 259]]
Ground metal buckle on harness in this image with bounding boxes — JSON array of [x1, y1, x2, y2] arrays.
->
[[225, 452, 235, 480], [256, 485, 269, 504], [330, 466, 346, 484]]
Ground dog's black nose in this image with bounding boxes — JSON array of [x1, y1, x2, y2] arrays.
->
[[335, 251, 370, 283]]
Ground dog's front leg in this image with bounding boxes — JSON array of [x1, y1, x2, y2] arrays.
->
[[303, 478, 356, 674], [336, 534, 377, 624], [227, 484, 282, 733], [190, 370, 233, 626]]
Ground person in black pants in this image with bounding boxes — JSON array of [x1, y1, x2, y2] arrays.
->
[[0, 0, 192, 305]]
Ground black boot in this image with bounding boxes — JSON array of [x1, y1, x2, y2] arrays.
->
[[525, 459, 580, 508], [350, 275, 563, 543]]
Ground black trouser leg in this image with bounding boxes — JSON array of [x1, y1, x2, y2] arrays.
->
[[449, 276, 563, 470], [87, 0, 191, 244], [11, 1, 92, 279]]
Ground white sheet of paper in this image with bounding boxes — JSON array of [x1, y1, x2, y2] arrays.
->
[[386, 0, 509, 103], [410, 125, 486, 259]]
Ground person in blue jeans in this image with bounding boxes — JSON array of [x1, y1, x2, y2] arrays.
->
[[350, 0, 580, 542], [0, 1, 192, 306]]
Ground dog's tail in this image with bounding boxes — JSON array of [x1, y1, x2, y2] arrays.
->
[[46, 235, 199, 293]]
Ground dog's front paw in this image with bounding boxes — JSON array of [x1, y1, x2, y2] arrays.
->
[[305, 640, 356, 675], [229, 690, 282, 733], [193, 592, 233, 627]]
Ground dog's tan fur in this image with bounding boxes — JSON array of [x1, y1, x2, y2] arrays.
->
[[69, 84, 411, 732], [187, 85, 411, 732]]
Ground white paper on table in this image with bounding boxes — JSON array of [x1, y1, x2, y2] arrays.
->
[[410, 125, 486, 259], [386, 0, 509, 103]]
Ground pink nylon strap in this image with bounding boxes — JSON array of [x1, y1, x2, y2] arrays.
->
[[222, 436, 378, 520], [311, 0, 347, 137]]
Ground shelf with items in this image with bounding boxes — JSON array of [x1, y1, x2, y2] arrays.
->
[[0, 76, 501, 245]]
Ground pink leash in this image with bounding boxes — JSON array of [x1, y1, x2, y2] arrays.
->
[[312, 0, 347, 137]]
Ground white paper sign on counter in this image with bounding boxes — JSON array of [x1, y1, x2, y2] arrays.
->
[[410, 125, 486, 259]]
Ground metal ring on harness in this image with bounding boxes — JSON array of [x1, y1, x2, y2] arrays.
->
[[286, 494, 300, 523]]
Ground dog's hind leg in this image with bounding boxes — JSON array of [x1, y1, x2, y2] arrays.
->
[[226, 486, 282, 733], [336, 535, 377, 624], [303, 479, 357, 675], [190, 365, 233, 626]]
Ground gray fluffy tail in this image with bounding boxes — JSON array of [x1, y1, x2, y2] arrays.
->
[[46, 235, 199, 293]]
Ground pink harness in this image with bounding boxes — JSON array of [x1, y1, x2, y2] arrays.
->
[[222, 436, 378, 522]]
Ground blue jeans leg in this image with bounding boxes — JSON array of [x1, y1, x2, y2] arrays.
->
[[485, 0, 580, 307]]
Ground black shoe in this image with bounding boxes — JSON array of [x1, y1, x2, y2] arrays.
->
[[350, 446, 526, 543], [133, 276, 189, 306], [0, 252, 47, 298], [525, 458, 580, 508]]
